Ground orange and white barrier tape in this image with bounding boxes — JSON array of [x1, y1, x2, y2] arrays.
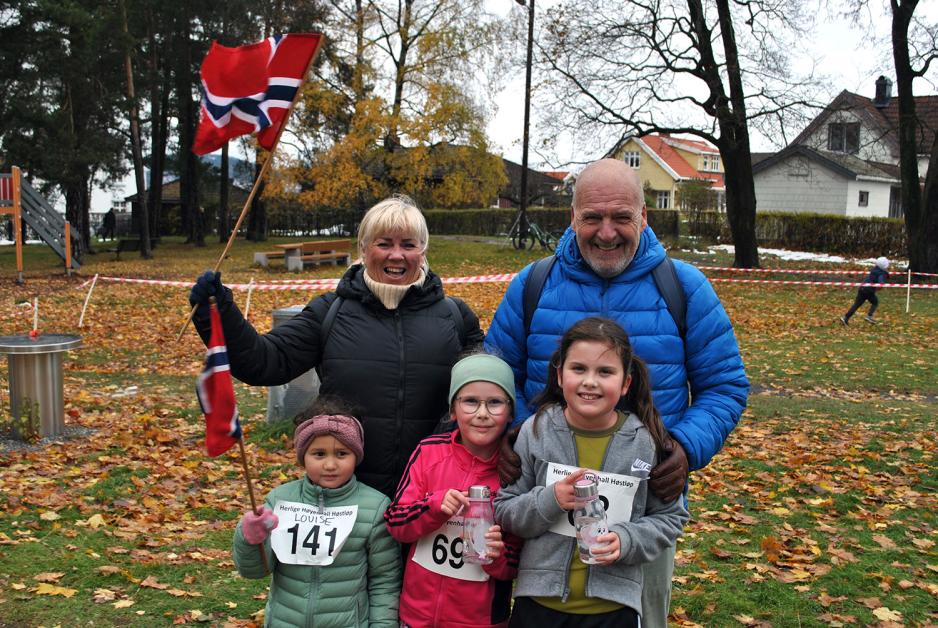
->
[[709, 277, 938, 289], [697, 264, 938, 278], [78, 273, 521, 290], [77, 272, 938, 291]]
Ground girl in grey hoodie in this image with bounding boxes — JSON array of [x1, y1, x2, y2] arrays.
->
[[494, 317, 688, 628]]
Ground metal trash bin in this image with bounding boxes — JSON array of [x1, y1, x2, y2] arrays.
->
[[0, 334, 82, 439], [266, 307, 320, 423]]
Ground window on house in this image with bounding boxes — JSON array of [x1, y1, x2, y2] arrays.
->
[[858, 191, 869, 207], [702, 154, 720, 171], [828, 122, 860, 154], [656, 190, 670, 209], [622, 151, 640, 168]]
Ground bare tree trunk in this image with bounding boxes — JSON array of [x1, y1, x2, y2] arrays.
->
[[920, 131, 938, 271], [65, 181, 86, 259], [219, 143, 230, 242], [146, 15, 166, 240], [891, 0, 937, 272], [385, 0, 413, 150], [688, 0, 760, 267], [120, 0, 152, 258], [247, 156, 267, 242]]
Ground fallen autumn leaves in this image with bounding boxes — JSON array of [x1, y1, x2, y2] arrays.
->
[[0, 247, 936, 626]]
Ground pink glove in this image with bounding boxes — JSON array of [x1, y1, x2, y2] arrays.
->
[[240, 507, 279, 545]]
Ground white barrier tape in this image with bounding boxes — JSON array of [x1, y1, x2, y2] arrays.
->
[[911, 270, 938, 278]]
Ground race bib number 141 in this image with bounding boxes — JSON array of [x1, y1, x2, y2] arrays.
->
[[269, 500, 358, 566]]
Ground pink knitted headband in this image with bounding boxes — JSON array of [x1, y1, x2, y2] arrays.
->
[[294, 414, 365, 466]]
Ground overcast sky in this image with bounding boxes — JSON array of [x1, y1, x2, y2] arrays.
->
[[484, 0, 938, 170], [93, 1, 937, 210]]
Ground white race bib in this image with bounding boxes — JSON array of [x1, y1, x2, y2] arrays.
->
[[411, 518, 489, 582], [544, 463, 640, 538], [269, 500, 358, 566]]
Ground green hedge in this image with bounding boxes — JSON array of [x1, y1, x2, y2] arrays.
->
[[422, 207, 680, 238], [261, 205, 681, 240], [687, 211, 906, 257]]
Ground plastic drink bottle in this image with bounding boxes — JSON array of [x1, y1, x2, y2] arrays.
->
[[573, 477, 608, 564], [462, 485, 494, 565]]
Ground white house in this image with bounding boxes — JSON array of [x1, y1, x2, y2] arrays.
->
[[752, 145, 901, 218], [753, 76, 937, 218]]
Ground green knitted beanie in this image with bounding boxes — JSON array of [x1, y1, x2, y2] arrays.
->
[[448, 354, 516, 407]]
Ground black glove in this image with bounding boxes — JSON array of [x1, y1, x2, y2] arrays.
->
[[189, 271, 231, 309], [649, 437, 689, 503], [497, 425, 523, 487]]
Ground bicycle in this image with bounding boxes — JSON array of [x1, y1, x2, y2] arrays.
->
[[504, 213, 557, 251]]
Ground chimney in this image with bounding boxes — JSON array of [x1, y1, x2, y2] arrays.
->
[[874, 76, 893, 108]]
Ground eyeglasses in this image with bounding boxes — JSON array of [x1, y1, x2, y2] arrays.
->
[[455, 396, 510, 416]]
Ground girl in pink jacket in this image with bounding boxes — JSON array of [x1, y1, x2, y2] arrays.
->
[[385, 354, 521, 627]]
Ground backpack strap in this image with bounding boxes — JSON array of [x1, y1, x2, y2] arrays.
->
[[651, 256, 687, 340], [523, 255, 557, 336], [317, 295, 344, 378], [443, 296, 466, 346], [521, 254, 686, 341]]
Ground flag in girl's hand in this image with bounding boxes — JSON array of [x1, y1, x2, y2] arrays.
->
[[196, 302, 241, 456]]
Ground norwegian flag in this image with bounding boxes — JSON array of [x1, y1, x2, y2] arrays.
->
[[196, 302, 242, 456], [192, 33, 323, 155]]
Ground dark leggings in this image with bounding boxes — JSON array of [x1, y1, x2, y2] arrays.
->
[[508, 597, 639, 628], [845, 289, 878, 320]]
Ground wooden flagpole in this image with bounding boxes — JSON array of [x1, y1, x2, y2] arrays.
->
[[177, 36, 325, 340], [237, 436, 271, 574]]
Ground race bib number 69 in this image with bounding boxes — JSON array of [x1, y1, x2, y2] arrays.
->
[[412, 518, 489, 582], [269, 500, 358, 566]]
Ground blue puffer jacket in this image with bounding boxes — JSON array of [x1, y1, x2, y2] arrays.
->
[[484, 226, 749, 472]]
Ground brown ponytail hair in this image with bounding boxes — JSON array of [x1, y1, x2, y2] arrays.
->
[[530, 316, 668, 453]]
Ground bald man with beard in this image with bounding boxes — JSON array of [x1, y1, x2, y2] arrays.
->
[[485, 158, 749, 627]]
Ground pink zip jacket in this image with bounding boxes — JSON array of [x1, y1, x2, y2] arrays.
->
[[385, 431, 521, 628]]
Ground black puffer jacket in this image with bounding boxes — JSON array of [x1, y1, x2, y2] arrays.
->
[[194, 264, 483, 497]]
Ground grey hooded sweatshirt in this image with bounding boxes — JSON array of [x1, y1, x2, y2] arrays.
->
[[493, 406, 688, 614]]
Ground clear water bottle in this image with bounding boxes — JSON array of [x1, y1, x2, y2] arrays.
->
[[462, 485, 494, 565], [573, 477, 608, 564]]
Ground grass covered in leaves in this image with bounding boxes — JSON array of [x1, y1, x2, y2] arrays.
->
[[0, 236, 936, 626]]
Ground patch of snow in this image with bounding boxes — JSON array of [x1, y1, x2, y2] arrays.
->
[[708, 244, 904, 267]]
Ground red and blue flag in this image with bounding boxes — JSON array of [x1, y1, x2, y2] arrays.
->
[[196, 302, 241, 456], [192, 33, 324, 155]]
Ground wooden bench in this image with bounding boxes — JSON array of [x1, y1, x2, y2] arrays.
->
[[253, 250, 285, 267], [286, 239, 352, 272], [115, 238, 159, 259]]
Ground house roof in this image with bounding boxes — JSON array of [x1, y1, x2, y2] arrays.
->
[[124, 178, 251, 205], [752, 144, 900, 182], [636, 135, 725, 189], [500, 159, 571, 206], [791, 89, 938, 157], [659, 135, 720, 155], [542, 171, 569, 181]]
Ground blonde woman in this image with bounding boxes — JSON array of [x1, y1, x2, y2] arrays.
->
[[190, 196, 483, 496]]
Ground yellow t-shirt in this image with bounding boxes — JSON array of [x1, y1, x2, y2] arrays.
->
[[534, 412, 626, 614]]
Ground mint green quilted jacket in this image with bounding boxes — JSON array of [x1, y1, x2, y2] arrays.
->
[[233, 476, 401, 627]]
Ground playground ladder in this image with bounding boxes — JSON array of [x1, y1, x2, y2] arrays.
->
[[1, 167, 81, 275]]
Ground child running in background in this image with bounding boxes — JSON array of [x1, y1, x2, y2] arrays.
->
[[494, 317, 688, 628], [841, 256, 890, 325], [232, 397, 401, 627], [385, 353, 521, 627]]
